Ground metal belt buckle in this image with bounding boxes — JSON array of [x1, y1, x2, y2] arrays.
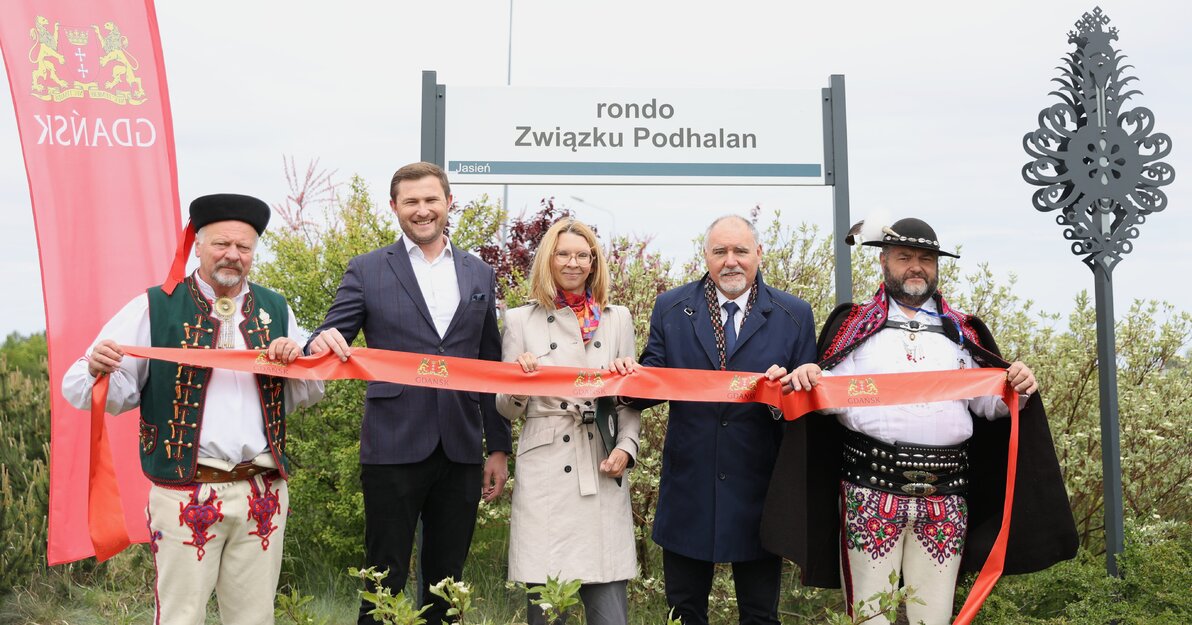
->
[[902, 470, 938, 483], [901, 482, 938, 496], [581, 410, 596, 424]]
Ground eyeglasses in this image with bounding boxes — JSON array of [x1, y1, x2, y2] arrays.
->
[[553, 250, 594, 266]]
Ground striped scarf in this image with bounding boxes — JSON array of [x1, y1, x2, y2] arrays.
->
[[703, 276, 758, 370]]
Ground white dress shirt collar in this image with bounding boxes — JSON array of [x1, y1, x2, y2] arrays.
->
[[715, 288, 750, 312], [715, 288, 751, 334], [402, 235, 454, 263]]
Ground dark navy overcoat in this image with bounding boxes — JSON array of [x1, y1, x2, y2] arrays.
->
[[635, 274, 816, 562]]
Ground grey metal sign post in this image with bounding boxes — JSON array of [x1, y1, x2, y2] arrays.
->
[[420, 70, 854, 306], [823, 75, 852, 305], [1023, 6, 1174, 576]]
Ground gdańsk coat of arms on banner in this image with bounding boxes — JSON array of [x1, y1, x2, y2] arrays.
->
[[28, 15, 147, 105]]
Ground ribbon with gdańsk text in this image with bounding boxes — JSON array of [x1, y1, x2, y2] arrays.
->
[[90, 346, 1018, 625]]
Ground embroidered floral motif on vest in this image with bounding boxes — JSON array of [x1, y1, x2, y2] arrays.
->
[[143, 276, 291, 484]]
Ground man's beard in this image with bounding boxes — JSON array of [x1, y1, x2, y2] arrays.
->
[[212, 260, 246, 288], [716, 268, 749, 297], [883, 266, 937, 307]]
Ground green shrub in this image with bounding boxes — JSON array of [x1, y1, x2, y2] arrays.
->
[[0, 336, 50, 592], [964, 520, 1192, 624]]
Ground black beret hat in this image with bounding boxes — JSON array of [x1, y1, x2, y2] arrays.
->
[[189, 193, 270, 235], [861, 217, 959, 258]]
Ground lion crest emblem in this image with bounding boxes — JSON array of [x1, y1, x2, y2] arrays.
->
[[27, 16, 147, 105]]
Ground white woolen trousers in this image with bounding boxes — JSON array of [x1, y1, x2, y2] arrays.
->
[[838, 481, 967, 625], [146, 475, 288, 625]]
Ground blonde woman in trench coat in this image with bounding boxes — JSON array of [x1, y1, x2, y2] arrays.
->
[[496, 218, 641, 625]]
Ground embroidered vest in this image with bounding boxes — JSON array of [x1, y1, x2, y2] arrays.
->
[[820, 285, 997, 370], [140, 276, 290, 484]]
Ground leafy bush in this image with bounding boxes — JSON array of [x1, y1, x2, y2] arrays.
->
[[0, 337, 50, 592], [964, 520, 1192, 624]]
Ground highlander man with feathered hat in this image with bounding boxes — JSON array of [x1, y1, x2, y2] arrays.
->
[[760, 217, 1077, 625]]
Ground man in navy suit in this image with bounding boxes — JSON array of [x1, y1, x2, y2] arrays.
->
[[307, 162, 512, 625], [628, 215, 817, 625]]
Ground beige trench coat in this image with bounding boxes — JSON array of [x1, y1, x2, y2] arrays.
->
[[496, 303, 641, 584]]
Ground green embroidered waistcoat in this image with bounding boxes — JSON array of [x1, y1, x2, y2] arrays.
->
[[140, 275, 290, 484]]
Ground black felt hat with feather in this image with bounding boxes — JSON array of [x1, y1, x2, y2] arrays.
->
[[845, 217, 959, 258]]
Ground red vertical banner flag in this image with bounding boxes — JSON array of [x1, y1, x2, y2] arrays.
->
[[0, 0, 179, 563]]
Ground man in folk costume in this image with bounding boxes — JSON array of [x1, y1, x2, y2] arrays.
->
[[62, 194, 325, 624], [759, 218, 1077, 625]]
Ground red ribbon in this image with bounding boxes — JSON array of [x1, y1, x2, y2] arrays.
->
[[88, 346, 1017, 622], [87, 374, 130, 562], [159, 219, 194, 296]]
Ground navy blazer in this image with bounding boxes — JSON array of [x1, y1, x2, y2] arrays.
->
[[636, 274, 816, 562], [309, 239, 512, 465]]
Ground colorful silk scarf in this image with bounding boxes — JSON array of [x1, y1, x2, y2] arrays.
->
[[555, 288, 601, 343]]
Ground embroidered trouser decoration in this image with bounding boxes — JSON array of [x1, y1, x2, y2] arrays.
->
[[179, 485, 223, 561], [840, 481, 967, 625], [147, 514, 162, 554], [147, 479, 290, 625], [246, 475, 280, 550]]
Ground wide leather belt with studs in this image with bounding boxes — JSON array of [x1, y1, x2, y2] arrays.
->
[[841, 428, 969, 497]]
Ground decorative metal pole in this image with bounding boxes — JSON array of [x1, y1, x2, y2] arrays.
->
[[1023, 6, 1174, 576]]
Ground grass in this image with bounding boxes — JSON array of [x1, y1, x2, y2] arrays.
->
[[0, 523, 838, 625]]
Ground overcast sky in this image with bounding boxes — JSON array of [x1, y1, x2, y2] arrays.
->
[[1, 0, 1188, 337]]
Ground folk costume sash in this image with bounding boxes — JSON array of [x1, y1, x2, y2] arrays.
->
[[88, 346, 1020, 624], [821, 285, 992, 370]]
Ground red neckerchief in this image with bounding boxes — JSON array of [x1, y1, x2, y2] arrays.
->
[[555, 288, 601, 343]]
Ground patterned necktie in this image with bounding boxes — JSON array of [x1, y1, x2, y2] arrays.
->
[[723, 301, 739, 355]]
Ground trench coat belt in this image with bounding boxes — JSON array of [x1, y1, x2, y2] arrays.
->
[[575, 420, 598, 496], [525, 412, 600, 497]]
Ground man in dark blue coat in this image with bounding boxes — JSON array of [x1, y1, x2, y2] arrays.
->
[[628, 215, 817, 625]]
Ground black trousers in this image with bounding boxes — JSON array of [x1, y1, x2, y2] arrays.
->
[[358, 445, 482, 625], [662, 549, 782, 625]]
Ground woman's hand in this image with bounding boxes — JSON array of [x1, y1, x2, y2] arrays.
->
[[600, 449, 631, 478], [610, 357, 639, 375], [516, 351, 539, 373]]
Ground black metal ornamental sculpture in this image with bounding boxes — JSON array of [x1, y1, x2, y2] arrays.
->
[[1023, 6, 1174, 576]]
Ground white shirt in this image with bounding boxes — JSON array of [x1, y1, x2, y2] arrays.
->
[[821, 296, 1009, 446], [715, 289, 750, 336], [61, 274, 325, 466], [403, 235, 460, 338]]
